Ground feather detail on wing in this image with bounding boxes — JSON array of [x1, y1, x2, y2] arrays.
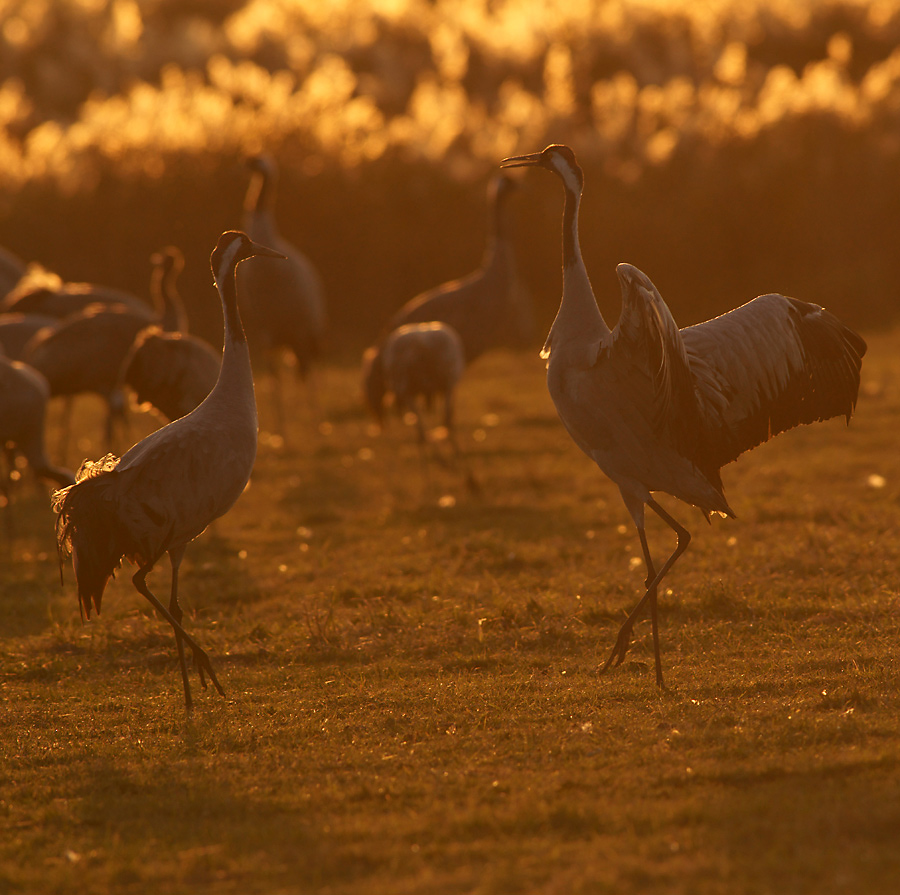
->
[[609, 264, 701, 456], [682, 294, 866, 470]]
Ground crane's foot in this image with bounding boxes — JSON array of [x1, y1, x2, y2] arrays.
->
[[190, 645, 225, 698], [599, 623, 634, 676]]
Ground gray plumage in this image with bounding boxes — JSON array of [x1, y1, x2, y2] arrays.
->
[[119, 246, 220, 422], [22, 248, 191, 449], [121, 327, 221, 422], [383, 173, 530, 360], [52, 231, 284, 709], [363, 321, 465, 444], [501, 144, 866, 687], [23, 304, 154, 449]]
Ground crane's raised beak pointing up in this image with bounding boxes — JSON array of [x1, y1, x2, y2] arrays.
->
[[500, 151, 544, 168]]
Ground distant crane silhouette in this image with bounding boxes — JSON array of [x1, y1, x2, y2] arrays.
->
[[362, 173, 530, 428], [53, 231, 284, 708], [148, 246, 189, 334], [3, 268, 155, 321], [22, 248, 193, 453], [120, 327, 221, 422], [0, 312, 59, 360], [0, 356, 74, 534], [240, 153, 326, 431], [363, 321, 466, 448], [119, 246, 221, 422], [501, 144, 866, 687], [23, 305, 156, 453], [382, 172, 530, 360]]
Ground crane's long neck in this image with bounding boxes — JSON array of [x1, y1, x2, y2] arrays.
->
[[212, 266, 256, 416], [153, 265, 187, 333], [482, 187, 515, 273], [245, 168, 272, 215], [543, 176, 610, 359], [244, 169, 277, 241]]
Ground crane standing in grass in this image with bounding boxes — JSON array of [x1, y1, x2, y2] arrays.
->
[[381, 173, 530, 356], [53, 231, 284, 709], [240, 153, 326, 432], [363, 321, 466, 449], [362, 173, 529, 445], [501, 144, 866, 687], [120, 247, 221, 422], [22, 247, 193, 455]]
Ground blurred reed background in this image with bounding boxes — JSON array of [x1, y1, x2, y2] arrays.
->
[[0, 0, 897, 354]]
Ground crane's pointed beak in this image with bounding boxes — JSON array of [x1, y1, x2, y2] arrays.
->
[[249, 240, 287, 260], [500, 151, 543, 168]]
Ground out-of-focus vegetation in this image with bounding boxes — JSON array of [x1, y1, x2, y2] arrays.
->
[[0, 0, 898, 348]]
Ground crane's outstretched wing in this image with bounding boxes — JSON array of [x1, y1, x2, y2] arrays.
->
[[609, 264, 701, 458], [682, 294, 866, 470]]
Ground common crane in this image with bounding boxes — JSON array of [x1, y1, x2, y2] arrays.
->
[[382, 172, 530, 361], [22, 248, 193, 454], [501, 144, 866, 687], [240, 153, 326, 432], [119, 247, 221, 422], [53, 231, 284, 709], [363, 321, 466, 447]]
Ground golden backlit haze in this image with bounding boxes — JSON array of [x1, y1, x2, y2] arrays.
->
[[0, 0, 898, 346]]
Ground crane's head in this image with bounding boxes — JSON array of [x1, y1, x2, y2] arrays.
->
[[500, 144, 583, 192], [150, 245, 184, 277], [210, 231, 286, 286], [245, 153, 276, 178]]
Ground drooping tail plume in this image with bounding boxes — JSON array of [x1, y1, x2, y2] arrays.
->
[[52, 453, 124, 619]]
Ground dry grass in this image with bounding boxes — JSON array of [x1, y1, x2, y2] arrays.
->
[[1, 326, 898, 894]]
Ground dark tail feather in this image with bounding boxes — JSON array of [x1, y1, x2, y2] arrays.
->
[[51, 454, 123, 620]]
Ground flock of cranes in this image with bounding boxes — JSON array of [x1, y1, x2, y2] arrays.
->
[[0, 145, 867, 706]]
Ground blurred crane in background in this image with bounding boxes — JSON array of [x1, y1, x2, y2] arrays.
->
[[240, 153, 326, 435], [502, 143, 867, 688], [363, 321, 465, 450], [0, 355, 74, 535], [53, 231, 284, 710], [119, 247, 221, 423], [21, 247, 194, 457], [383, 172, 530, 358], [362, 173, 530, 431], [3, 266, 155, 321], [0, 313, 59, 361]]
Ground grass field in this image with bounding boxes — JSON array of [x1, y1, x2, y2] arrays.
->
[[1, 324, 898, 894]]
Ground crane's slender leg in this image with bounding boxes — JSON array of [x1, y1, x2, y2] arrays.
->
[[166, 545, 193, 708], [636, 526, 664, 688], [443, 390, 458, 458], [600, 498, 691, 686], [131, 564, 225, 704]]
